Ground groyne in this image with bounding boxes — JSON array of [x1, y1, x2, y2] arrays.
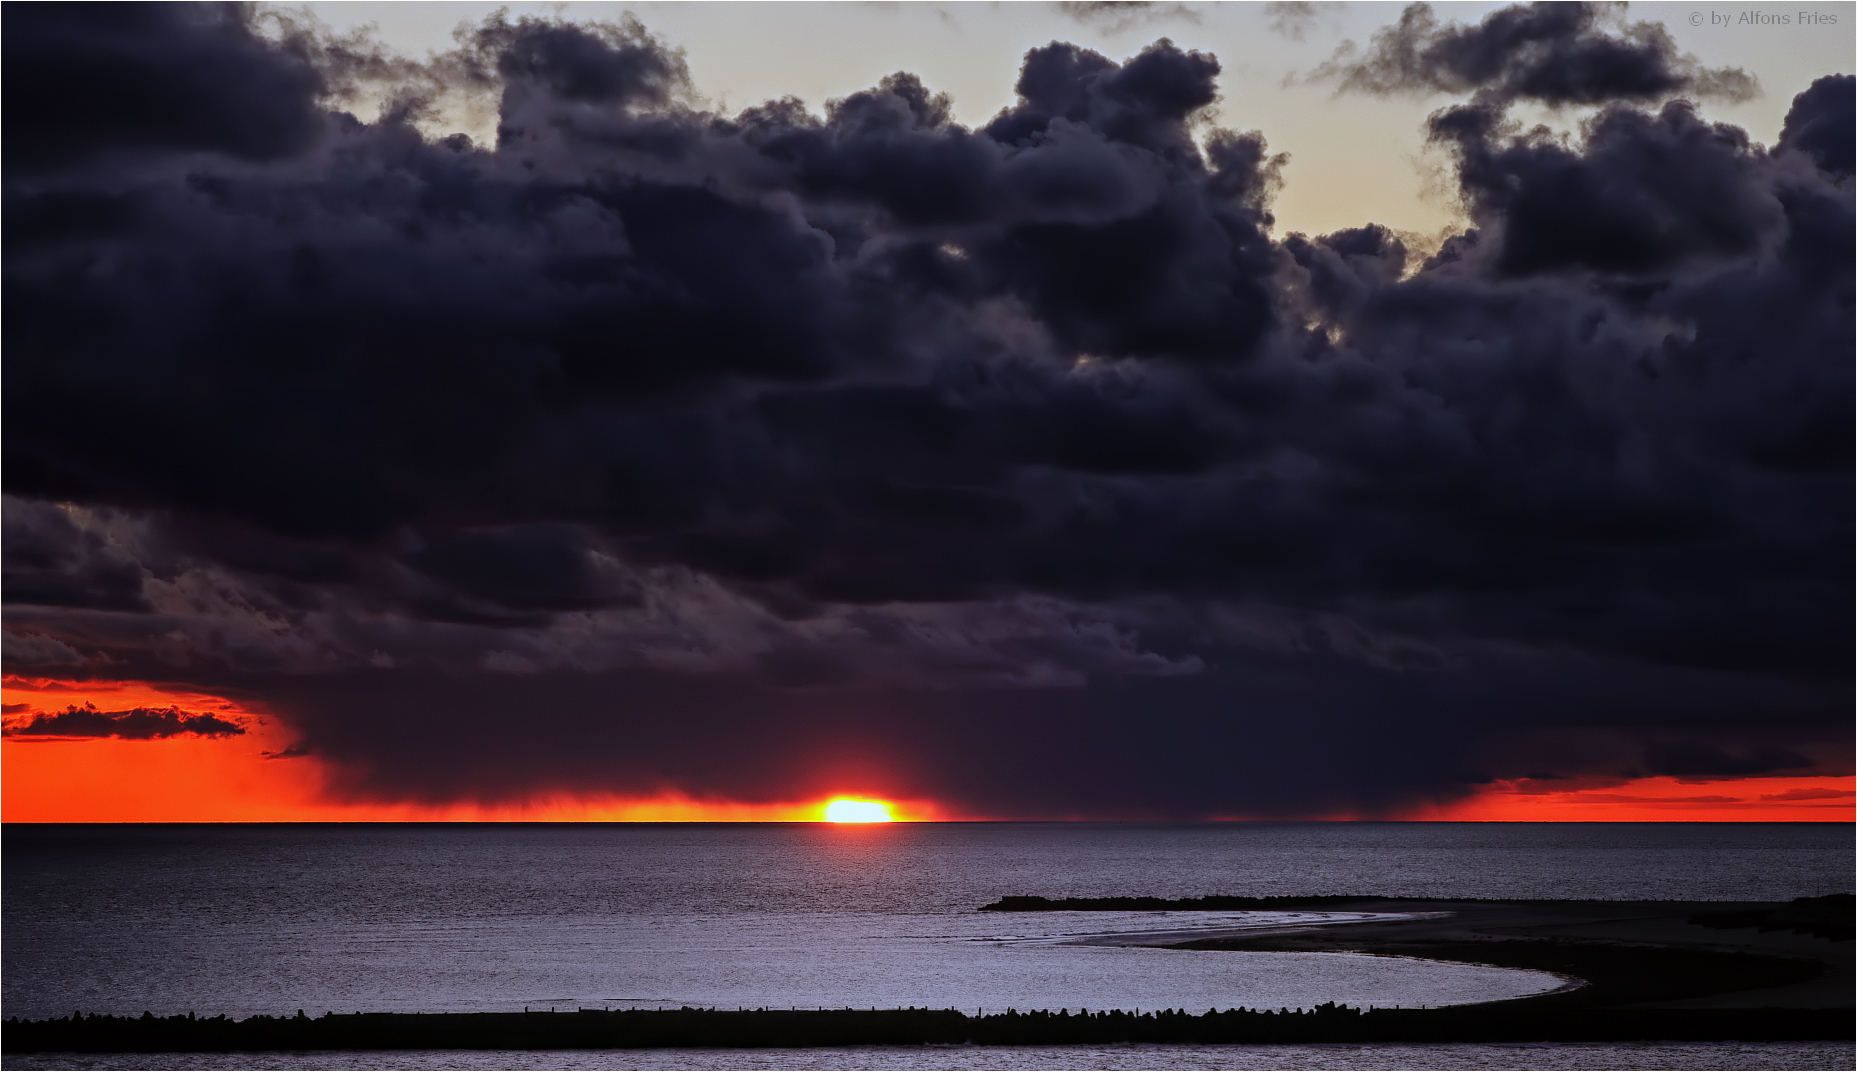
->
[[5, 1003, 1851, 1053]]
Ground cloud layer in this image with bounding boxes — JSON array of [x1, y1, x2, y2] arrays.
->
[[3, 3, 1849, 816]]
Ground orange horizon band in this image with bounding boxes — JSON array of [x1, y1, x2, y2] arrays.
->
[[4, 677, 1850, 823]]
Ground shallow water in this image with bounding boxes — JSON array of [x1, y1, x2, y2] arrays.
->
[[0, 888, 1563, 1019]]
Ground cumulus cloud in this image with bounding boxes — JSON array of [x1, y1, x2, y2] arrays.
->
[[2, 3, 1848, 815], [1313, 2, 1756, 105], [1777, 73, 1856, 176], [4, 704, 246, 739]]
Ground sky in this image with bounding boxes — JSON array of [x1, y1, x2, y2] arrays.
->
[[3, 1, 1852, 822]]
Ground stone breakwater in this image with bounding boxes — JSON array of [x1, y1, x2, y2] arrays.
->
[[5, 1003, 1853, 1053]]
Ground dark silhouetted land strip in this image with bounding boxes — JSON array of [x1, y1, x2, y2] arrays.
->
[[982, 894, 1377, 911], [1019, 893, 1852, 1015], [4, 1004, 1852, 1052], [1690, 893, 1854, 941], [979, 893, 1854, 925]]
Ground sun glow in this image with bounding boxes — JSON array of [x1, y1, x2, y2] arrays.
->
[[3, 675, 949, 821], [822, 798, 894, 823]]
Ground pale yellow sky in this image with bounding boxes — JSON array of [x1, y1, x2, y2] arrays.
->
[[281, 1, 1854, 240]]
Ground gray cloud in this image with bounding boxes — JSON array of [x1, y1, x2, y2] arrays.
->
[[1313, 2, 1756, 105], [1050, 3, 1200, 34], [1262, 2, 1328, 42]]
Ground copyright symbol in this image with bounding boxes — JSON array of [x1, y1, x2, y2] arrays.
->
[[1688, 11, 1703, 24]]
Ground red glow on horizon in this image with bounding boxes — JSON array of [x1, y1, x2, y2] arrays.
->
[[1404, 774, 1857, 822], [5, 676, 1849, 824], [1, 676, 945, 823]]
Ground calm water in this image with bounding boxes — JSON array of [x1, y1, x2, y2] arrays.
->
[[5, 822, 1850, 1071]]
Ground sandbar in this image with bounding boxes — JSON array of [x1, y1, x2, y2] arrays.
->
[[1155, 896, 1852, 1011]]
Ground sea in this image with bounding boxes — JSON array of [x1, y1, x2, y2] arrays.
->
[[3, 822, 1851, 1071]]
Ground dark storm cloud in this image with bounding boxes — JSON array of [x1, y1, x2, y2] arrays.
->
[[132, 643, 1844, 818], [1, 631, 86, 668], [2, 3, 1849, 815], [1315, 1, 1757, 105], [3, 499, 150, 611], [1778, 73, 1856, 176], [1638, 740, 1812, 779], [3, 704, 245, 740], [1, 3, 326, 173], [1427, 98, 1783, 275]]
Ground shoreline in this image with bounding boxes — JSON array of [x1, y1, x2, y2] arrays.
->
[[1150, 896, 1852, 1011], [8, 896, 1848, 1053]]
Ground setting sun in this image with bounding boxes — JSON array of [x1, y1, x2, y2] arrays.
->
[[822, 799, 894, 823]]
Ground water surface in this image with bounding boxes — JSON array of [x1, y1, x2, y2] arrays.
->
[[5, 823, 1848, 1051]]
